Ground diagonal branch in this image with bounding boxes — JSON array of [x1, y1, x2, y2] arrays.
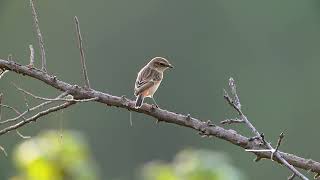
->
[[74, 16, 91, 89], [0, 59, 319, 178]]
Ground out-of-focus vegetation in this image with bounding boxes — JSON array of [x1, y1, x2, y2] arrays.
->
[[11, 131, 243, 180], [141, 149, 244, 180], [11, 130, 100, 180]]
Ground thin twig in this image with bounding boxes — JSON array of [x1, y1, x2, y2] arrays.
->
[[129, 111, 133, 126], [28, 44, 35, 68], [22, 92, 30, 110], [220, 118, 244, 125], [0, 102, 75, 135], [16, 130, 31, 139], [0, 92, 68, 124], [271, 132, 285, 160], [0, 145, 8, 156], [229, 78, 241, 109], [0, 104, 27, 121], [74, 16, 90, 89], [225, 77, 308, 180], [245, 149, 273, 152], [0, 70, 8, 80], [12, 84, 97, 102], [288, 173, 296, 180], [30, 0, 47, 71], [0, 94, 2, 121]]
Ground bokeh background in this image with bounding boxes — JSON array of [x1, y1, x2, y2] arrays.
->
[[1, 0, 320, 179]]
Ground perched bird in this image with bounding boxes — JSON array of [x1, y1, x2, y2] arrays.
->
[[134, 57, 173, 108]]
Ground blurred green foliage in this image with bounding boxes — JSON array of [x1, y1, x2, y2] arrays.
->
[[141, 149, 244, 180], [11, 130, 99, 180]]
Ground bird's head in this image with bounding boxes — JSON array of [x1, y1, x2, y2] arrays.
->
[[148, 57, 173, 72]]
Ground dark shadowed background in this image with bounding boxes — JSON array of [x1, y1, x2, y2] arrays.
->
[[1, 0, 320, 179]]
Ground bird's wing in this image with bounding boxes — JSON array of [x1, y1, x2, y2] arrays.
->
[[134, 67, 162, 96], [134, 81, 155, 96]]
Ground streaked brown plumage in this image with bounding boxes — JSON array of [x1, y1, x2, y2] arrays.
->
[[134, 57, 173, 108]]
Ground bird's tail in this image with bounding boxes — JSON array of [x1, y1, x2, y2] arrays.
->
[[135, 94, 144, 108]]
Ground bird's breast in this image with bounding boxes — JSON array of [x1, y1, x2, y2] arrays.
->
[[144, 81, 161, 97]]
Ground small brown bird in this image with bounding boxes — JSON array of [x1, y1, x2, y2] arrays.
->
[[134, 57, 173, 108]]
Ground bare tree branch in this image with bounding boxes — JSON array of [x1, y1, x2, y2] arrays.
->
[[224, 77, 308, 180], [0, 101, 75, 135], [0, 59, 319, 178], [12, 84, 97, 102], [74, 16, 91, 89], [0, 92, 68, 124], [29, 0, 47, 72]]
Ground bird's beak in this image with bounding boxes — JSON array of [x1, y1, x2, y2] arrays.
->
[[167, 64, 174, 68]]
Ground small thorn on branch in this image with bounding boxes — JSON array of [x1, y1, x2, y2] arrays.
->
[[220, 118, 244, 125], [27, 44, 35, 68], [30, 0, 47, 72], [120, 95, 130, 107], [186, 114, 191, 121], [254, 156, 262, 162], [198, 130, 210, 138], [74, 16, 91, 89], [206, 120, 215, 127], [248, 135, 261, 142]]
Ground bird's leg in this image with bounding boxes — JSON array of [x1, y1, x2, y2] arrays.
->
[[151, 97, 159, 108]]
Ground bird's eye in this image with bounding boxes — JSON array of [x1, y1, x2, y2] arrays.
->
[[160, 63, 165, 66]]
